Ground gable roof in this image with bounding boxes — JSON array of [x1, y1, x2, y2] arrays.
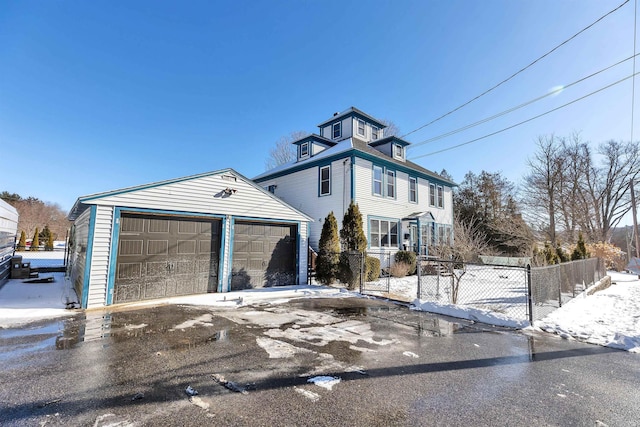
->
[[253, 137, 456, 187], [68, 168, 313, 221]]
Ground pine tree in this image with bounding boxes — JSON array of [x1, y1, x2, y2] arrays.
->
[[571, 232, 589, 260], [315, 212, 340, 285], [42, 225, 54, 251], [17, 231, 26, 251], [339, 201, 367, 252], [31, 228, 40, 251]]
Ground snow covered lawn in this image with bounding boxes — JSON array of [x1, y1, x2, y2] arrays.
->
[[534, 271, 640, 353]]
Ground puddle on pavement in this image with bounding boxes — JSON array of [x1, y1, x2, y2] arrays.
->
[[0, 320, 66, 360]]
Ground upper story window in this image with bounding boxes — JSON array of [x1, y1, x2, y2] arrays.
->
[[409, 177, 417, 203], [393, 144, 404, 160], [371, 126, 379, 140], [357, 119, 366, 136], [386, 170, 396, 198], [300, 142, 309, 159], [373, 166, 383, 196], [319, 165, 331, 196], [267, 184, 277, 194], [332, 122, 342, 139], [429, 183, 436, 207], [437, 185, 444, 208]]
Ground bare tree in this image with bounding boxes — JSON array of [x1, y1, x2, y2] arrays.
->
[[380, 119, 400, 137], [521, 136, 564, 245], [264, 131, 308, 170], [586, 140, 640, 242], [3, 196, 70, 240]]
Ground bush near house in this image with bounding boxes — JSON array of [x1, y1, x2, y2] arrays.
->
[[390, 261, 411, 278], [316, 212, 340, 285], [365, 256, 380, 281], [394, 250, 417, 275]]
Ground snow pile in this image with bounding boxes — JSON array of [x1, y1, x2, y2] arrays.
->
[[411, 299, 529, 329], [534, 271, 640, 353], [307, 376, 341, 390]]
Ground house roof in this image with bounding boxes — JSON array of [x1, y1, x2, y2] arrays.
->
[[253, 137, 457, 187], [368, 135, 411, 148], [317, 107, 387, 129], [68, 168, 313, 221], [291, 133, 337, 147]]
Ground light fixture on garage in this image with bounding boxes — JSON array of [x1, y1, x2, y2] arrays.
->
[[223, 187, 237, 196]]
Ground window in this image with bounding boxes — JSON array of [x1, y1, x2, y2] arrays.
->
[[371, 126, 379, 140], [332, 122, 341, 139], [373, 166, 383, 196], [437, 185, 444, 208], [369, 219, 399, 248], [300, 142, 309, 158], [357, 119, 365, 136], [437, 225, 451, 246], [429, 183, 436, 206], [409, 177, 417, 203], [386, 170, 395, 198], [393, 144, 404, 160], [319, 165, 331, 196], [267, 185, 277, 194]]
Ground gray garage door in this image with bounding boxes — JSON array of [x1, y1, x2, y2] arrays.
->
[[114, 214, 221, 304], [231, 221, 297, 290]]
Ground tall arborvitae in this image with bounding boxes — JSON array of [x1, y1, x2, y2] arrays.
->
[[339, 201, 367, 252], [315, 212, 340, 285], [31, 228, 40, 251], [17, 231, 26, 251]]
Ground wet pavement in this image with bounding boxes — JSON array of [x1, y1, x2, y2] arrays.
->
[[0, 297, 638, 426]]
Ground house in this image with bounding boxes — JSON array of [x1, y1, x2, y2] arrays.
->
[[254, 107, 455, 258], [67, 169, 311, 308], [0, 198, 19, 286]]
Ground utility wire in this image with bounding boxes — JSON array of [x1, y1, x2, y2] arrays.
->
[[408, 53, 639, 149], [409, 71, 640, 160], [400, 0, 631, 140]]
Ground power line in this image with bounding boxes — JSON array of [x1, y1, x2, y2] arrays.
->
[[409, 71, 640, 160], [400, 0, 631, 140], [408, 54, 639, 149]]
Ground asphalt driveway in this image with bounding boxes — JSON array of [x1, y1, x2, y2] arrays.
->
[[0, 297, 638, 426]]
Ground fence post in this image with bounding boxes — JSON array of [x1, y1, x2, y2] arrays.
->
[[417, 255, 421, 300], [557, 266, 562, 308], [527, 264, 533, 324]]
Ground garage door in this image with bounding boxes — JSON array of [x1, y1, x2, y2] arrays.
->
[[231, 221, 296, 290], [114, 214, 221, 304]]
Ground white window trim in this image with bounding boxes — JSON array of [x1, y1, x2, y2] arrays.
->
[[369, 218, 399, 249], [372, 165, 383, 196], [393, 144, 404, 160], [429, 183, 436, 207], [437, 185, 444, 208], [300, 142, 309, 159], [319, 165, 331, 196], [332, 122, 342, 139], [409, 177, 417, 203], [357, 118, 365, 136], [386, 170, 396, 199], [371, 125, 379, 140]]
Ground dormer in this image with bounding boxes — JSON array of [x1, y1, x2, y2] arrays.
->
[[368, 136, 411, 162], [292, 134, 337, 162], [317, 107, 387, 143]]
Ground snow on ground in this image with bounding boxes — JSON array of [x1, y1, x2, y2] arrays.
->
[[0, 272, 77, 328], [533, 271, 640, 353]]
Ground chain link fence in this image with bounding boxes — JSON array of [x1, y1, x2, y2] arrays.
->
[[416, 258, 530, 321], [529, 258, 605, 321]]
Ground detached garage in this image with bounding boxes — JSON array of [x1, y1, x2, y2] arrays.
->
[[67, 169, 311, 308]]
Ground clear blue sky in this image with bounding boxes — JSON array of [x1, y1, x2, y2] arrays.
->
[[1, 1, 637, 225]]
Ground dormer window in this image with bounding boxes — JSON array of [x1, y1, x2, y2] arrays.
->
[[300, 142, 309, 159], [393, 144, 404, 160], [332, 122, 342, 139], [357, 119, 365, 136], [371, 126, 379, 140]]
